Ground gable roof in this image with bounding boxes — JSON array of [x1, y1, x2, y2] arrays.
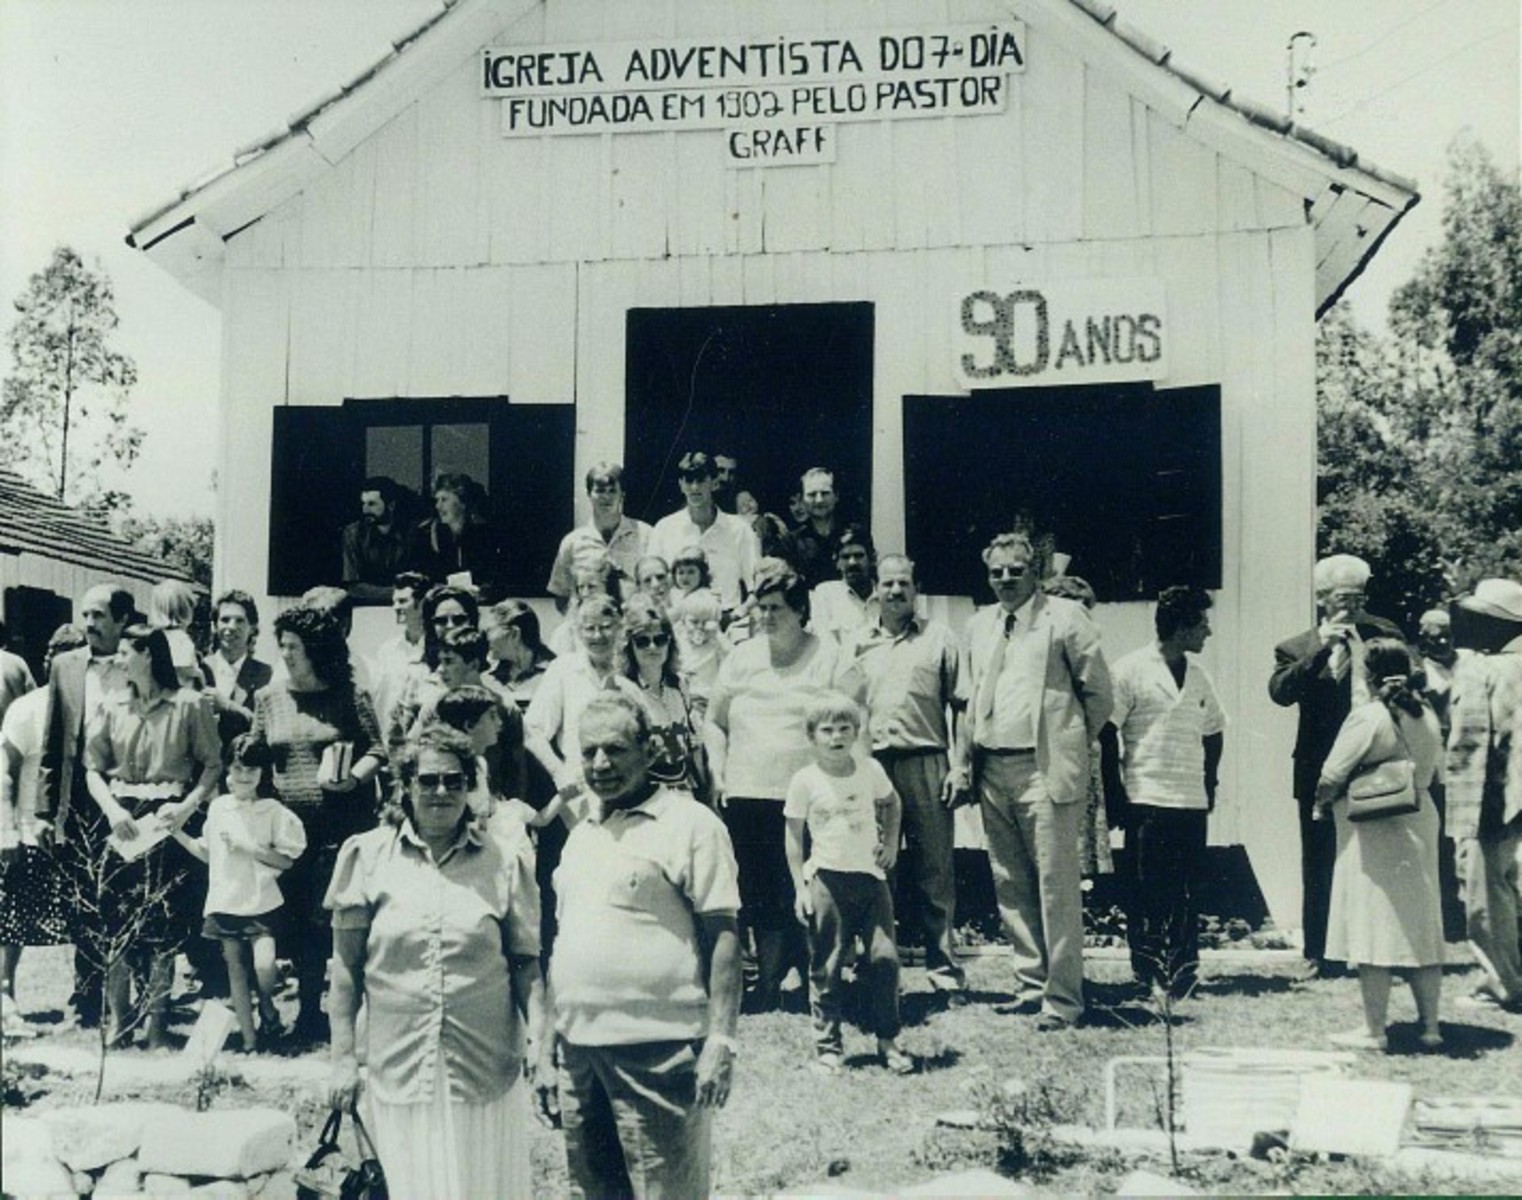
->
[[0, 470, 194, 586], [127, 0, 1418, 317]]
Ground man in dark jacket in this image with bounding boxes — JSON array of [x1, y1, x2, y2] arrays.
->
[[1269, 554, 1403, 975]]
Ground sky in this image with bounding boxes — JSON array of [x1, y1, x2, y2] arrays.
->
[[1, 0, 1517, 518]]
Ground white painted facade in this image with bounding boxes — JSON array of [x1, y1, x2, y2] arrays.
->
[[131, 0, 1418, 923]]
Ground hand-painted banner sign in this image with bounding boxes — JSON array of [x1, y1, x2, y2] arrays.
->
[[953, 280, 1169, 390], [483, 25, 1024, 138]]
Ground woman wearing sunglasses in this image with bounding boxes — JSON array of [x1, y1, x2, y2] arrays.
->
[[327, 725, 543, 1198], [620, 597, 703, 795]]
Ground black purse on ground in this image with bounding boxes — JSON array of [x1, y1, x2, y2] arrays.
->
[[294, 1101, 389, 1200]]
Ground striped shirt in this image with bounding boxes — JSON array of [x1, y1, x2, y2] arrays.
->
[[1110, 642, 1226, 810]]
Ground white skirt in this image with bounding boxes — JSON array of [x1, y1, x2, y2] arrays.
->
[[366, 1057, 531, 1199]]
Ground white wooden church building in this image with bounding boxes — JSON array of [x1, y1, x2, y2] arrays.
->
[[128, 0, 1418, 922]]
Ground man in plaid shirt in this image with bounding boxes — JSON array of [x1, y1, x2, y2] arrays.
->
[[1446, 579, 1522, 1012]]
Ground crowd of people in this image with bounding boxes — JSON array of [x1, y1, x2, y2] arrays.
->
[[1, 449, 1520, 1196]]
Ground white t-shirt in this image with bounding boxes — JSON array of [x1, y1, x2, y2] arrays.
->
[[783, 757, 895, 880], [202, 793, 308, 917]]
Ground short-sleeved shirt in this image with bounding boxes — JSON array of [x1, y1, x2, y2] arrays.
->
[[707, 634, 867, 801], [325, 821, 540, 1104], [784, 758, 895, 879], [647, 509, 759, 613], [202, 793, 308, 916], [848, 617, 963, 752], [0, 649, 36, 723], [371, 634, 425, 734], [546, 517, 652, 599], [809, 581, 878, 646], [84, 688, 221, 788], [551, 786, 739, 1045], [524, 652, 644, 775], [1, 687, 48, 837], [1110, 643, 1227, 810]]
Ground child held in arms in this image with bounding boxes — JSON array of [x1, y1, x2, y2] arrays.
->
[[784, 693, 912, 1076], [175, 735, 306, 1052], [672, 589, 727, 721]]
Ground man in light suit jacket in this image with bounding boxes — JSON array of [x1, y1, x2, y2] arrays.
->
[[38, 583, 135, 1027], [954, 533, 1112, 1029], [1269, 554, 1403, 975]]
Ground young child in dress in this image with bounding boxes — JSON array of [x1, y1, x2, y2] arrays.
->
[[174, 735, 305, 1052], [784, 693, 911, 1075], [671, 589, 726, 722]]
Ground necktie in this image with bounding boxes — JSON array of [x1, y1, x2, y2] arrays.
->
[[975, 611, 1017, 736]]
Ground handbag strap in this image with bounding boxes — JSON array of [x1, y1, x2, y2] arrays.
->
[[349, 1099, 381, 1163], [302, 1105, 346, 1169]]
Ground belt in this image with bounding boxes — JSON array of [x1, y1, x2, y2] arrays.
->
[[976, 746, 1036, 758], [109, 781, 188, 802], [874, 747, 946, 761]]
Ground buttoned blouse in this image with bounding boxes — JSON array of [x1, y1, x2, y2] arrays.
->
[[325, 822, 540, 1105], [83, 688, 220, 786]]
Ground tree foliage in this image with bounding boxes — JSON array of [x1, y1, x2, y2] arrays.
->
[[119, 514, 216, 590], [1318, 139, 1522, 630], [2, 246, 142, 506]]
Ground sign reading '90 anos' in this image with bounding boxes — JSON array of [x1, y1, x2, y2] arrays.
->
[[953, 280, 1169, 391]]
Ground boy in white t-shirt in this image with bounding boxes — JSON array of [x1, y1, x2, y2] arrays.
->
[[174, 735, 305, 1052], [785, 692, 912, 1075]]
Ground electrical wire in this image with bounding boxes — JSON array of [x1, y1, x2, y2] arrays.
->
[[1317, 0, 1458, 73], [1317, 24, 1513, 125]]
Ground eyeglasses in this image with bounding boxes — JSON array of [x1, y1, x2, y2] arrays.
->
[[433, 613, 472, 627], [416, 771, 468, 793], [632, 632, 671, 650], [988, 565, 1029, 580]]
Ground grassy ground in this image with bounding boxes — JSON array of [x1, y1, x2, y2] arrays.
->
[[5, 944, 1521, 1196]]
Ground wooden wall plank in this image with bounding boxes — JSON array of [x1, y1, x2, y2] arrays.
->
[[415, 64, 486, 265], [830, 121, 896, 252], [761, 162, 830, 254], [288, 269, 357, 402], [370, 106, 422, 268], [1149, 109, 1219, 236], [295, 138, 377, 267], [508, 263, 577, 403], [406, 268, 472, 395], [1083, 67, 1140, 240], [457, 268, 516, 396], [1217, 159, 1260, 232], [487, 138, 552, 264], [1020, 27, 1085, 244], [546, 137, 609, 263], [350, 269, 414, 396], [610, 132, 675, 259], [671, 135, 728, 255]]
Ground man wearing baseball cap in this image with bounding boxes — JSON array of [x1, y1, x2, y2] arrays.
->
[[1447, 578, 1522, 1012]]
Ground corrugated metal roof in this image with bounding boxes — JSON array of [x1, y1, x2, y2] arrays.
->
[[0, 470, 194, 585]]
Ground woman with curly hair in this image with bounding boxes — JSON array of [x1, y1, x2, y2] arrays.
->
[[251, 604, 384, 1041], [1314, 637, 1446, 1051]]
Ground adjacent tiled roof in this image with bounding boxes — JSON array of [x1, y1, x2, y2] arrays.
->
[[0, 470, 193, 584]]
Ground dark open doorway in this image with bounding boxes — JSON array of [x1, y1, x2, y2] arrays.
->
[[622, 303, 874, 527]]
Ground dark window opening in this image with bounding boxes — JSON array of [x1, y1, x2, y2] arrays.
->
[[623, 303, 874, 527], [903, 383, 1222, 600], [268, 398, 573, 600]]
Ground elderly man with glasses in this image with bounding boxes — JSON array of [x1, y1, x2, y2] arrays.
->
[[1269, 553, 1404, 978], [955, 532, 1112, 1030]]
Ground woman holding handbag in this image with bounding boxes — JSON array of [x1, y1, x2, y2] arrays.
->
[[1313, 637, 1445, 1051], [326, 725, 541, 1198]]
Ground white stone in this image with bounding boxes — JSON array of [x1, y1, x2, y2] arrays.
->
[[40, 1101, 179, 1171], [1115, 1168, 1200, 1196], [96, 1157, 146, 1196], [137, 1109, 296, 1179], [902, 1168, 1031, 1195], [0, 1157, 75, 1196], [0, 1115, 56, 1166], [141, 1174, 194, 1193], [73, 1168, 96, 1194]]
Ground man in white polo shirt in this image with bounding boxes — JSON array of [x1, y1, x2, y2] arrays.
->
[[646, 451, 759, 617], [540, 693, 741, 1199], [1101, 586, 1226, 999]]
